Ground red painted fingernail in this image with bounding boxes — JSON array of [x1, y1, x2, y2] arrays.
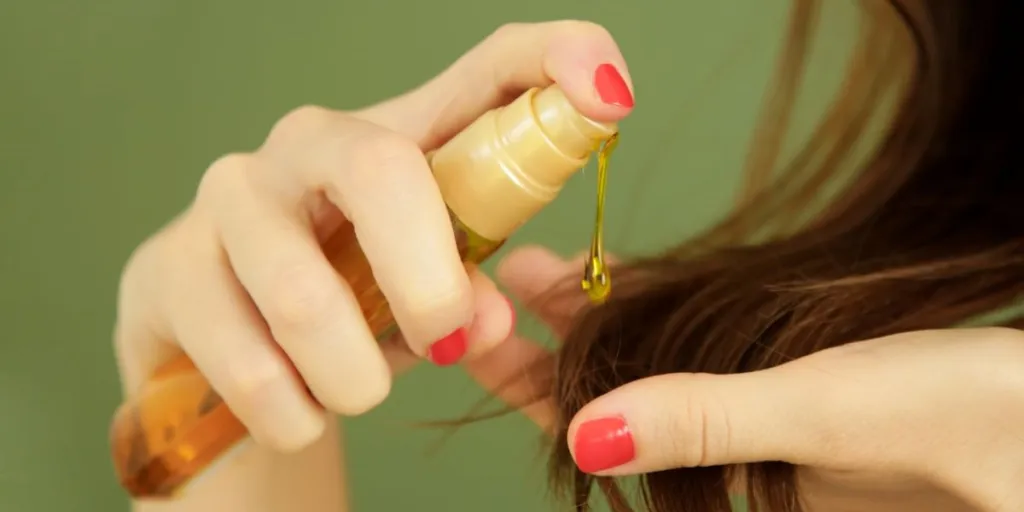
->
[[594, 64, 634, 108], [573, 416, 635, 473], [426, 328, 468, 366]]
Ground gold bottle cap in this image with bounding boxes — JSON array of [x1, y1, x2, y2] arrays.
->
[[430, 85, 619, 241]]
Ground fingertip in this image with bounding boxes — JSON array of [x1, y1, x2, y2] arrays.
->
[[391, 270, 476, 358], [331, 370, 392, 416], [464, 270, 515, 359], [290, 310, 395, 415], [592, 63, 635, 111], [426, 327, 468, 366], [466, 293, 516, 359], [248, 386, 327, 454], [566, 371, 811, 475], [544, 22, 635, 121], [496, 245, 570, 288], [568, 414, 636, 475], [563, 379, 659, 475], [259, 418, 326, 454]]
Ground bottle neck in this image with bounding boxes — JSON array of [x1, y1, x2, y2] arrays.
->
[[429, 86, 617, 242]]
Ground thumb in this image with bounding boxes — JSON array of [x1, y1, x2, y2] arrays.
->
[[566, 367, 824, 475], [358, 21, 632, 149]]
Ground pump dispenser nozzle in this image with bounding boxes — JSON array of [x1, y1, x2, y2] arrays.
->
[[432, 85, 617, 241]]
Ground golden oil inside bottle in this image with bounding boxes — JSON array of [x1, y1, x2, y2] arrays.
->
[[581, 132, 619, 304]]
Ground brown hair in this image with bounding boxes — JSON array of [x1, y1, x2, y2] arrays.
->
[[540, 1, 1024, 510]]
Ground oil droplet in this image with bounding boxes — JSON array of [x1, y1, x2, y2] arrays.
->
[[582, 132, 619, 304]]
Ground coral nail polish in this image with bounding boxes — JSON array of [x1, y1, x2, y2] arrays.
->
[[427, 328, 468, 366], [593, 64, 634, 108], [573, 416, 635, 473]]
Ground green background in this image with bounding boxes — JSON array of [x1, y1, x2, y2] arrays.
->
[[0, 1, 860, 511]]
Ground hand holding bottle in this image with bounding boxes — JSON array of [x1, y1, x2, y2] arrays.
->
[[113, 19, 635, 474]]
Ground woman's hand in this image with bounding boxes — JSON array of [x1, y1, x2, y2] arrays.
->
[[476, 247, 1024, 512], [114, 21, 634, 455]]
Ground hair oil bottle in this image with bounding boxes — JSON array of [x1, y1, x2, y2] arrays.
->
[[109, 85, 619, 499]]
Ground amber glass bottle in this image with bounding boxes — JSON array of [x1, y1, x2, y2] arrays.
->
[[109, 85, 618, 499]]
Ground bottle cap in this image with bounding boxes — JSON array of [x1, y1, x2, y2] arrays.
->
[[430, 85, 618, 241]]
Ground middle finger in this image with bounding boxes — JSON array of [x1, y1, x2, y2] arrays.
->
[[258, 107, 475, 357], [204, 153, 392, 416]]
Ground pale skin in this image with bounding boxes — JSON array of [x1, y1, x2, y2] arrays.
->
[[116, 21, 1024, 512]]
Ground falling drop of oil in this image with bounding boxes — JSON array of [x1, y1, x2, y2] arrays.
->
[[581, 132, 619, 304]]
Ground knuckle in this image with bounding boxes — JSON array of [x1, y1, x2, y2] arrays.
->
[[392, 282, 473, 339], [216, 352, 327, 453], [261, 418, 326, 454], [397, 270, 473, 315], [221, 355, 293, 409], [117, 215, 207, 342], [485, 20, 612, 51], [547, 19, 612, 39], [263, 431, 317, 454], [809, 382, 869, 466], [269, 104, 332, 142], [343, 130, 422, 182], [197, 153, 254, 201], [116, 235, 160, 311], [329, 130, 425, 207], [266, 265, 339, 331], [477, 20, 614, 87], [671, 378, 730, 467], [980, 326, 1024, 349], [488, 22, 531, 42]]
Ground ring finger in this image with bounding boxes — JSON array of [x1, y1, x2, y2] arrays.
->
[[164, 221, 325, 451]]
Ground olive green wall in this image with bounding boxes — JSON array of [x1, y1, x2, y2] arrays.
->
[[0, 1, 859, 511]]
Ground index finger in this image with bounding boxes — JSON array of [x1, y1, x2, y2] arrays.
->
[[358, 20, 635, 149]]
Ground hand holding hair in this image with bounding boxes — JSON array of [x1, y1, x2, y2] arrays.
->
[[565, 328, 1024, 510], [474, 246, 1024, 512]]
